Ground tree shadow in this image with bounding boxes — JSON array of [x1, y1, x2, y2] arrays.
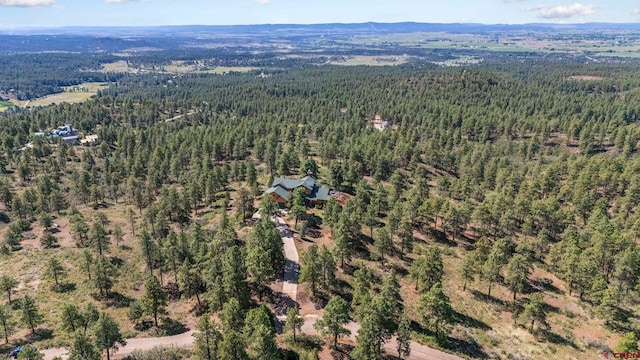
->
[[428, 229, 458, 247], [453, 310, 491, 331], [444, 335, 490, 359], [133, 320, 154, 332], [542, 301, 561, 315], [330, 344, 353, 359], [281, 349, 300, 360], [110, 257, 125, 267], [409, 320, 488, 359], [390, 263, 409, 277], [332, 279, 353, 302], [52, 282, 76, 293], [283, 259, 299, 284], [305, 229, 322, 240], [525, 278, 562, 295], [271, 291, 299, 317], [471, 290, 505, 306], [164, 282, 180, 301], [24, 328, 53, 342], [352, 236, 373, 261], [104, 291, 133, 308], [160, 318, 188, 336], [540, 329, 579, 349]]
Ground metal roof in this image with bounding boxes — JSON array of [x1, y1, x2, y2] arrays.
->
[[271, 175, 316, 191], [265, 186, 291, 201], [307, 186, 331, 202]]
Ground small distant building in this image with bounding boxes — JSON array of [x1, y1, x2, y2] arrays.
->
[[48, 123, 79, 143], [265, 174, 331, 207], [61, 135, 80, 144], [50, 123, 77, 138]]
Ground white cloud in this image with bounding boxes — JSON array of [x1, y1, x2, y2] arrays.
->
[[0, 0, 54, 7], [633, 8, 640, 15], [105, 0, 140, 3], [530, 3, 597, 19], [256, 0, 270, 4]]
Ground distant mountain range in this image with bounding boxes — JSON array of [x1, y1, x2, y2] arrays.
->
[[3, 22, 640, 36]]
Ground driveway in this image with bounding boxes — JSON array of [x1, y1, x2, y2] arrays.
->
[[274, 216, 299, 302]]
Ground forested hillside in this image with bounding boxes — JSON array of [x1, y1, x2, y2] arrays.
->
[[1, 59, 640, 359]]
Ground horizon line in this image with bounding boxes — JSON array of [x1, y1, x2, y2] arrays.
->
[[1, 20, 640, 30]]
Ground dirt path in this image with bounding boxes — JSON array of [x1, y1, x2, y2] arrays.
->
[[164, 110, 195, 122], [302, 317, 463, 360], [42, 330, 196, 360]]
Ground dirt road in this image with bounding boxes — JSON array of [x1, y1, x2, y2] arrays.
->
[[42, 330, 195, 360], [275, 216, 299, 302], [42, 212, 461, 360], [302, 317, 463, 360]]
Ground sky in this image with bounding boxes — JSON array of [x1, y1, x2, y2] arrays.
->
[[0, 0, 638, 28]]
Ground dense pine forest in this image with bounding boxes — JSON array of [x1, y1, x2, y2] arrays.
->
[[1, 55, 640, 359]]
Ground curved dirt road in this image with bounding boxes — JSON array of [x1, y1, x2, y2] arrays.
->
[[43, 330, 195, 360], [301, 317, 462, 360], [43, 212, 462, 360]]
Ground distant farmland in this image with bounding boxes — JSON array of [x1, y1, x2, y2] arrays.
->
[[0, 100, 13, 111], [10, 82, 108, 108]]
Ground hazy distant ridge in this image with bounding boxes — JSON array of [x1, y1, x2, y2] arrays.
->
[[5, 21, 640, 36]]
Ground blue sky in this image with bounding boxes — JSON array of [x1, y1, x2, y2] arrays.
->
[[0, 0, 638, 28]]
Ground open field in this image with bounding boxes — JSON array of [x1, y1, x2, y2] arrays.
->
[[162, 61, 260, 74], [102, 60, 140, 73], [200, 66, 261, 74], [346, 31, 640, 57], [10, 82, 108, 108], [329, 55, 408, 66], [0, 100, 13, 112], [567, 75, 607, 81], [102, 60, 260, 75], [431, 55, 483, 67]]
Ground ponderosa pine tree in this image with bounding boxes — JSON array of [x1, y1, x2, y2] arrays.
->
[[417, 282, 453, 339], [314, 296, 351, 348], [19, 295, 43, 335], [140, 275, 167, 327], [93, 312, 126, 360], [284, 307, 304, 343]]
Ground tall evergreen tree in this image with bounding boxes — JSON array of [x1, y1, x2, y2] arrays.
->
[[19, 296, 42, 335], [313, 296, 351, 348], [93, 312, 126, 360], [416, 283, 453, 339], [140, 275, 167, 327]]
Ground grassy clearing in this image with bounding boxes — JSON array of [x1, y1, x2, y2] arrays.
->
[[329, 55, 408, 66], [103, 60, 260, 75], [102, 60, 139, 73], [200, 66, 260, 74], [10, 82, 108, 108], [162, 61, 259, 74], [0, 101, 13, 112]]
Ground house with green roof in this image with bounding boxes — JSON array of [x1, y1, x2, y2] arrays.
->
[[265, 174, 331, 207]]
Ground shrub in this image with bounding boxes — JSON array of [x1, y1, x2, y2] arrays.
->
[[125, 346, 190, 360]]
